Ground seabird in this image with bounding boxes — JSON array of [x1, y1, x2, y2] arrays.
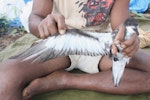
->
[[9, 18, 139, 86]]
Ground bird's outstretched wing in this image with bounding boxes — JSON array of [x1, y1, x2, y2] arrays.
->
[[9, 29, 113, 63]]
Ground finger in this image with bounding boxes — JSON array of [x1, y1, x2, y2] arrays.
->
[[124, 42, 139, 57], [52, 13, 66, 34], [127, 44, 139, 57], [114, 25, 125, 43], [111, 44, 118, 55], [122, 44, 136, 57], [122, 38, 139, 57], [38, 24, 45, 39], [47, 15, 58, 36], [122, 34, 137, 47], [43, 24, 50, 38]]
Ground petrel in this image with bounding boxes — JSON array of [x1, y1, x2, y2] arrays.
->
[[10, 18, 139, 86]]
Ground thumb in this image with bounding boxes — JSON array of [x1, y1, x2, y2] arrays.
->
[[114, 24, 125, 44]]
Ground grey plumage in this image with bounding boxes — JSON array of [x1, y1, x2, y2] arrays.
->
[[9, 18, 139, 86]]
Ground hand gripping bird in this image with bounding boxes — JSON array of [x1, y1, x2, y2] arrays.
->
[[9, 18, 139, 86]]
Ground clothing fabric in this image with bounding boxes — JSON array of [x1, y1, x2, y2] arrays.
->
[[129, 0, 150, 13], [66, 55, 102, 73], [53, 0, 114, 32]]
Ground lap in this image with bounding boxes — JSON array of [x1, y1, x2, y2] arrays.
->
[[0, 57, 71, 83]]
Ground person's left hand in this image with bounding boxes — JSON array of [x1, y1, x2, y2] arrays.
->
[[111, 25, 140, 57]]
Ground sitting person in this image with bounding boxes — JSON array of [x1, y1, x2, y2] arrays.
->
[[0, 0, 150, 100]]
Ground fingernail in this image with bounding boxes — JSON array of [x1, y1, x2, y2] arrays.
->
[[59, 30, 66, 34], [121, 44, 126, 48], [114, 40, 120, 45], [23, 89, 29, 97], [112, 48, 117, 55], [111, 48, 114, 54]]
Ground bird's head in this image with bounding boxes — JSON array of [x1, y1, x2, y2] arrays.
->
[[124, 18, 139, 36], [124, 18, 138, 27]]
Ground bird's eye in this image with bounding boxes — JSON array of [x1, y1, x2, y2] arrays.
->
[[114, 57, 119, 61]]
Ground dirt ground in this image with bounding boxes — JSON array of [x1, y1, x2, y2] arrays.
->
[[0, 32, 26, 51]]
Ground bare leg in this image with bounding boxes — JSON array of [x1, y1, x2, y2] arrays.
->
[[0, 57, 70, 100], [23, 49, 150, 99]]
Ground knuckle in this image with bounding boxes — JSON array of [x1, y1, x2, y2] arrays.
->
[[46, 15, 55, 25], [47, 21, 55, 27], [46, 14, 54, 21], [47, 19, 56, 27]]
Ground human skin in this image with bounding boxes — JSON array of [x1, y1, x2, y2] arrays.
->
[[0, 0, 149, 100]]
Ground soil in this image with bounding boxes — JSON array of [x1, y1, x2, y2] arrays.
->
[[0, 32, 26, 51]]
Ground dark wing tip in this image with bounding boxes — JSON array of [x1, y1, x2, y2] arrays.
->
[[8, 51, 26, 59]]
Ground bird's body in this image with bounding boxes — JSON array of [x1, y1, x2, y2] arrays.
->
[[10, 18, 139, 86]]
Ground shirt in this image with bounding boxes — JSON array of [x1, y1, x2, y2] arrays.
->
[[53, 0, 114, 32]]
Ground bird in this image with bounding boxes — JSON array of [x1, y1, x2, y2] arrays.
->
[[9, 18, 139, 86]]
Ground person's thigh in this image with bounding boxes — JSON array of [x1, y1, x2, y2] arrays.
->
[[126, 49, 150, 72], [0, 56, 71, 83]]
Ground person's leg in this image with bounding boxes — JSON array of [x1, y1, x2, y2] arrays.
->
[[23, 49, 150, 99], [0, 57, 70, 100]]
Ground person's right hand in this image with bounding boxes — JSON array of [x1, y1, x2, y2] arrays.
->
[[111, 25, 139, 57], [38, 13, 67, 39]]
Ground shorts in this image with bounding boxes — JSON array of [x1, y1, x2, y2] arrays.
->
[[66, 55, 102, 74]]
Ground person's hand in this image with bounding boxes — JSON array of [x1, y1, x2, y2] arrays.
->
[[38, 12, 67, 39], [111, 25, 140, 57]]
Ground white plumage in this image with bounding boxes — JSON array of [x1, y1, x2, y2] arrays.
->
[[10, 18, 139, 86]]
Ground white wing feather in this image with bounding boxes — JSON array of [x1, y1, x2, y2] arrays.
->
[[10, 29, 113, 63]]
